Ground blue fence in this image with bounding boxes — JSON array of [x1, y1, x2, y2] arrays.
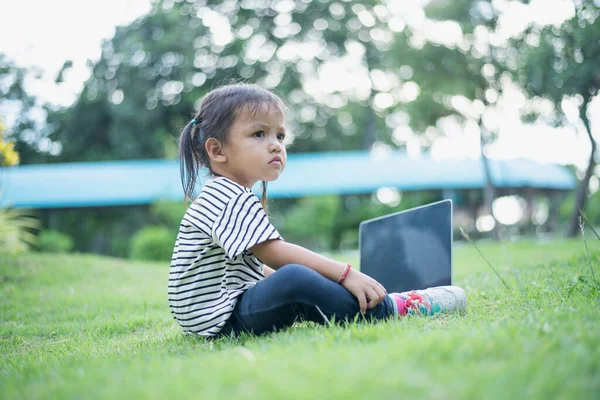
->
[[0, 151, 575, 209]]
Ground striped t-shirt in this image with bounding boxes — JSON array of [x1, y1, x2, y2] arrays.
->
[[168, 177, 281, 337]]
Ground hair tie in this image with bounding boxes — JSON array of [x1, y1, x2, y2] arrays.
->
[[191, 119, 197, 125]]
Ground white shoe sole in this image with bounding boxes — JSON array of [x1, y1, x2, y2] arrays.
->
[[414, 286, 467, 312]]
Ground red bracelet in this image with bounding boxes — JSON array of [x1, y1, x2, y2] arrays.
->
[[337, 263, 352, 284]]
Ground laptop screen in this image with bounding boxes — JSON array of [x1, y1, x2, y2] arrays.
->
[[359, 200, 452, 293]]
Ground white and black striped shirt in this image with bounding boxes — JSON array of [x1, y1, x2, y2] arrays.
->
[[168, 177, 281, 337]]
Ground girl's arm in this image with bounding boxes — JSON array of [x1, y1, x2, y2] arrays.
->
[[264, 265, 276, 278], [251, 239, 387, 313]]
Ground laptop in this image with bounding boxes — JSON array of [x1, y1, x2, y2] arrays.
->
[[359, 199, 453, 293]]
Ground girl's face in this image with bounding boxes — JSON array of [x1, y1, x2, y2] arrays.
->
[[213, 103, 287, 188]]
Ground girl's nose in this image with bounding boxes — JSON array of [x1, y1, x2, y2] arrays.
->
[[269, 139, 283, 152]]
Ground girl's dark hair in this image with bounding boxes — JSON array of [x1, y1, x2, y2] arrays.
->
[[179, 83, 285, 210]]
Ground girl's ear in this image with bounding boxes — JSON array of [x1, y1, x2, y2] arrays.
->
[[205, 138, 227, 163]]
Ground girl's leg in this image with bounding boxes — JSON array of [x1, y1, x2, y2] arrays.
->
[[220, 264, 396, 336]]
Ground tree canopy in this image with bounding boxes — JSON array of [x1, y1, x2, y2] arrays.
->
[[503, 0, 599, 235], [41, 0, 511, 163], [3, 0, 599, 240]]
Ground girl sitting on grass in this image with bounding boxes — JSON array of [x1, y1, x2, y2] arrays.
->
[[168, 83, 466, 338]]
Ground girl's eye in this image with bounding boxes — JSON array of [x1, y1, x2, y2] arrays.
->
[[253, 131, 265, 138], [277, 133, 286, 141]]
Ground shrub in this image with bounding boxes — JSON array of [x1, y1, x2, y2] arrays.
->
[[130, 226, 175, 262], [151, 201, 187, 226], [0, 208, 39, 254], [37, 230, 74, 253], [0, 119, 36, 254]]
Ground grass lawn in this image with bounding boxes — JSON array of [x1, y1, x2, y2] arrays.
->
[[1, 237, 599, 399]]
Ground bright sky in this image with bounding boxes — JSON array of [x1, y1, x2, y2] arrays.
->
[[0, 0, 594, 172], [0, 0, 153, 108]]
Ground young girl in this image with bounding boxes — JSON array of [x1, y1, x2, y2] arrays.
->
[[169, 83, 466, 338]]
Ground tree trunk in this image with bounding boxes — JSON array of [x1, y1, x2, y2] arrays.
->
[[480, 128, 500, 239], [567, 97, 597, 237]]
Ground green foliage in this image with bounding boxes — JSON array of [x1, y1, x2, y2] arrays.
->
[[130, 225, 175, 262], [36, 0, 510, 251], [505, 1, 600, 234], [0, 111, 39, 254], [37, 206, 153, 257], [126, 202, 185, 260], [44, 0, 508, 163], [0, 54, 54, 164], [0, 123, 20, 166], [560, 189, 600, 226], [150, 200, 187, 227], [510, 2, 600, 104], [1, 239, 599, 399], [277, 195, 338, 250], [6, 0, 594, 256], [36, 230, 74, 253], [48, 0, 370, 162], [0, 208, 39, 254], [276, 192, 440, 251]]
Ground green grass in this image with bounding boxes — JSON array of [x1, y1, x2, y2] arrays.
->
[[1, 238, 599, 399]]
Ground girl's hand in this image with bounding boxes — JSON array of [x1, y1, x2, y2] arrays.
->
[[341, 268, 387, 313]]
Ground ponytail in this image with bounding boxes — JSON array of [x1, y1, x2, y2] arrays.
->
[[179, 121, 200, 203], [261, 181, 268, 213]]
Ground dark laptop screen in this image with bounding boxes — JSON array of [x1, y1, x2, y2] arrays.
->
[[359, 200, 452, 293]]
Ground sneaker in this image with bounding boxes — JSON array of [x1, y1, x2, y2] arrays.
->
[[391, 286, 466, 316]]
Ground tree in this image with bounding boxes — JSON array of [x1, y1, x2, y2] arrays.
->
[[505, 0, 599, 236], [379, 0, 504, 236], [0, 54, 56, 164], [40, 0, 402, 253], [40, 0, 592, 253], [43, 0, 515, 253], [50, 0, 398, 163]]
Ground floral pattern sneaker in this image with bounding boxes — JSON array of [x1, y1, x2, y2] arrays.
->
[[392, 286, 466, 316]]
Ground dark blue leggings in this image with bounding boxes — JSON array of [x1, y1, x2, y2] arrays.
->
[[219, 264, 396, 336]]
